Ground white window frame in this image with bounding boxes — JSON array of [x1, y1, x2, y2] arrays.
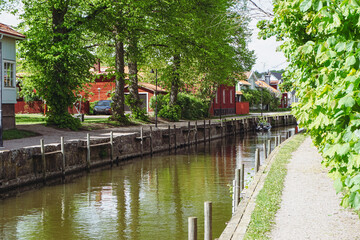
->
[[223, 89, 226, 104], [230, 90, 233, 104], [215, 91, 218, 103], [3, 61, 16, 88]]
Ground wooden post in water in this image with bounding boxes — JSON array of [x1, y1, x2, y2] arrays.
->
[[87, 133, 91, 171], [61, 137, 66, 177], [188, 121, 191, 146], [255, 148, 260, 172], [241, 163, 245, 191], [203, 119, 206, 142], [275, 136, 278, 147], [41, 139, 46, 181], [150, 127, 153, 156], [278, 135, 281, 145], [235, 168, 241, 208], [188, 217, 197, 240], [221, 120, 223, 138], [174, 125, 177, 150], [140, 127, 144, 157], [267, 139, 271, 157], [195, 121, 198, 144], [263, 142, 267, 159], [110, 131, 114, 165], [208, 120, 211, 142], [168, 125, 171, 152], [204, 201, 212, 240]]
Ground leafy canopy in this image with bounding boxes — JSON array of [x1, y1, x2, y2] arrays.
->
[[261, 0, 360, 209]]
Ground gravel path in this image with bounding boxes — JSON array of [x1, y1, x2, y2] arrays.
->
[[270, 137, 360, 240]]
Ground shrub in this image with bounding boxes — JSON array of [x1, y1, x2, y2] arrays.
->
[[158, 105, 181, 121]]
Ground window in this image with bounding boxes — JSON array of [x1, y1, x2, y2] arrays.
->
[[223, 89, 226, 104], [215, 91, 218, 103], [4, 62, 15, 87], [230, 90, 233, 104]]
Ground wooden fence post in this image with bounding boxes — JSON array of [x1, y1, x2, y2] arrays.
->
[[235, 168, 241, 208], [208, 120, 211, 142], [275, 136, 278, 147], [174, 125, 177, 150], [188, 121, 191, 146], [61, 137, 66, 177], [150, 127, 153, 156], [263, 142, 267, 159], [168, 125, 171, 152], [255, 148, 260, 172], [204, 119, 206, 142], [41, 139, 46, 181], [204, 201, 212, 240], [195, 121, 198, 144], [110, 131, 114, 165], [141, 127, 144, 157], [87, 133, 91, 171], [241, 163, 245, 191], [188, 217, 197, 240], [267, 139, 271, 157]]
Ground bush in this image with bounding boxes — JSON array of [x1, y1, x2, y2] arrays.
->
[[89, 101, 98, 115], [158, 105, 181, 121], [45, 112, 81, 130], [150, 93, 209, 120]]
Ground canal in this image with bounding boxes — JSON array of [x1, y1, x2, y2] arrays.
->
[[0, 126, 295, 239]]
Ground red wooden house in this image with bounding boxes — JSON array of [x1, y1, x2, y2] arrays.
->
[[209, 85, 236, 116]]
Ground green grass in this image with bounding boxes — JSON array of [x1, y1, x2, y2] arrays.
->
[[3, 129, 39, 140], [244, 134, 306, 240], [16, 114, 46, 124]]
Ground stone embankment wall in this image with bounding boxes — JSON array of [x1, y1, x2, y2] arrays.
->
[[0, 115, 296, 196]]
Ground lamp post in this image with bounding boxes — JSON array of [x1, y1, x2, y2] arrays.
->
[[150, 69, 158, 127], [97, 87, 101, 101]]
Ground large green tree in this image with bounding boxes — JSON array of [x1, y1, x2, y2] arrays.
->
[[19, 0, 105, 129], [261, 0, 360, 209]]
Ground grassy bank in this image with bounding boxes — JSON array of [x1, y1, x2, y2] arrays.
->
[[3, 129, 39, 140], [244, 134, 306, 239]]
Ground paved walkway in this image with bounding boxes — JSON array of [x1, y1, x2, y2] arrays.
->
[[270, 137, 360, 239], [3, 112, 287, 151]]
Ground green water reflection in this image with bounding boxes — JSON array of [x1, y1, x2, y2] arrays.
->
[[0, 127, 295, 239]]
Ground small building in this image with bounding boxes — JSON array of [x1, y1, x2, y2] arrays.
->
[[209, 84, 236, 116], [0, 23, 25, 129]]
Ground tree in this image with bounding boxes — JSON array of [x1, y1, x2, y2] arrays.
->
[[19, 0, 105, 129], [261, 0, 360, 209]]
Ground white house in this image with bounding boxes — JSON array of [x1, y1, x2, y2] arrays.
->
[[0, 23, 25, 129]]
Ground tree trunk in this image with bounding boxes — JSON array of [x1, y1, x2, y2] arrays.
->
[[112, 33, 125, 120], [169, 54, 181, 106], [127, 36, 141, 110]]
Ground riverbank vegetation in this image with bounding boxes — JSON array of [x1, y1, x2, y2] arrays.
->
[[260, 1, 360, 210], [244, 134, 306, 239]]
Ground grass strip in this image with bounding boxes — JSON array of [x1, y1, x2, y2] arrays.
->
[[244, 134, 306, 240], [3, 129, 39, 140]]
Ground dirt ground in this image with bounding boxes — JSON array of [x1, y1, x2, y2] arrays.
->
[[270, 137, 360, 239]]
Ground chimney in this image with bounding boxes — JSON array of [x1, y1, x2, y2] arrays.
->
[[265, 74, 270, 85], [94, 60, 101, 73]]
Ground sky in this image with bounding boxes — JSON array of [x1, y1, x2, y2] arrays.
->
[[0, 0, 288, 73]]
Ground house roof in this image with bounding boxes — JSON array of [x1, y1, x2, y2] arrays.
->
[[125, 82, 167, 93], [0, 23, 25, 39], [270, 80, 279, 85], [239, 80, 251, 86], [236, 91, 243, 95], [255, 80, 281, 95], [270, 72, 283, 81]]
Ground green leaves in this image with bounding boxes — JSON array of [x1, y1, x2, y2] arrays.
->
[[263, 0, 360, 210], [300, 0, 312, 12]]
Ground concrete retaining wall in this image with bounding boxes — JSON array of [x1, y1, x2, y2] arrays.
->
[[0, 114, 297, 196]]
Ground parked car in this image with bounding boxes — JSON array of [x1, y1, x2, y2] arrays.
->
[[93, 100, 112, 115]]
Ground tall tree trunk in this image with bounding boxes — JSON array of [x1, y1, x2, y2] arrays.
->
[[169, 54, 181, 106], [127, 36, 141, 111], [112, 32, 125, 120]]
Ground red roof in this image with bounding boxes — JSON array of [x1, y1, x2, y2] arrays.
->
[[0, 23, 25, 39], [125, 82, 167, 93]]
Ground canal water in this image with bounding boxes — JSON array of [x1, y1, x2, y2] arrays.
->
[[0, 126, 295, 240]]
